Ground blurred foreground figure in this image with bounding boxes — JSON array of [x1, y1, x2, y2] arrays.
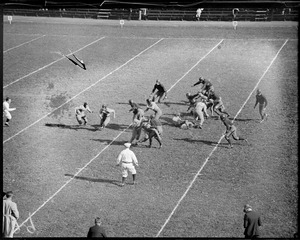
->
[[243, 204, 262, 239], [3, 191, 19, 238]]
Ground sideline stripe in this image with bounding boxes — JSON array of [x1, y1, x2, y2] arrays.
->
[[13, 39, 222, 233], [3, 37, 106, 89], [3, 35, 46, 53], [155, 39, 289, 237], [3, 38, 164, 144]]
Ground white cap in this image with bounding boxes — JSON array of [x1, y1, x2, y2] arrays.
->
[[124, 143, 131, 148]]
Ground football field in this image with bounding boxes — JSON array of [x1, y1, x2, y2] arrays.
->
[[3, 16, 298, 237]]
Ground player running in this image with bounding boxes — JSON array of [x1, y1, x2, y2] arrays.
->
[[150, 80, 168, 103], [254, 89, 268, 123], [75, 102, 93, 125], [3, 97, 16, 127], [220, 114, 248, 148], [99, 104, 116, 129]]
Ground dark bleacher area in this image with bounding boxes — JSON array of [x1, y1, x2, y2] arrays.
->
[[3, 8, 299, 21]]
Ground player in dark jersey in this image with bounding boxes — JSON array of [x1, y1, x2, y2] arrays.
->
[[151, 80, 167, 103], [192, 77, 214, 95], [254, 89, 268, 123], [220, 114, 248, 148], [128, 99, 144, 121], [207, 90, 230, 117]]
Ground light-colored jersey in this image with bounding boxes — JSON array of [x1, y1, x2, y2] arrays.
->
[[3, 199, 19, 220], [3, 101, 16, 113], [147, 102, 161, 113], [117, 148, 138, 164], [75, 105, 92, 115]]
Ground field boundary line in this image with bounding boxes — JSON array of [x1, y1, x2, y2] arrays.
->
[[12, 38, 221, 233], [3, 35, 46, 53], [155, 39, 289, 237], [3, 36, 106, 89], [3, 38, 164, 144], [13, 127, 131, 234]]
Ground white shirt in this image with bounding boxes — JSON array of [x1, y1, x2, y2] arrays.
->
[[3, 101, 16, 113], [117, 148, 138, 165], [3, 198, 19, 220]]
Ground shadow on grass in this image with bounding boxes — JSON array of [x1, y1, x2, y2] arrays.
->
[[159, 116, 176, 126], [91, 123, 129, 131], [64, 174, 121, 186], [232, 118, 255, 122], [117, 102, 147, 107], [90, 139, 127, 145], [173, 137, 228, 148], [45, 123, 98, 131], [161, 100, 188, 108]]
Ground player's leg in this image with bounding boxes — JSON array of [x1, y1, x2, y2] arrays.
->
[[155, 110, 162, 120], [148, 132, 153, 148], [103, 116, 111, 128], [259, 104, 264, 119], [232, 127, 248, 144], [76, 114, 83, 125], [130, 128, 138, 144], [224, 135, 233, 148], [154, 134, 162, 148], [121, 166, 128, 186], [151, 128, 162, 141], [128, 165, 137, 184], [82, 116, 88, 125], [4, 112, 12, 126], [219, 105, 230, 116]]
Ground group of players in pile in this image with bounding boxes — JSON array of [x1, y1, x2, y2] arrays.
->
[[126, 77, 249, 149], [74, 77, 255, 149]]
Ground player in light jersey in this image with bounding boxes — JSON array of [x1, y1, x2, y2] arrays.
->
[[3, 97, 16, 127], [192, 98, 209, 129], [145, 99, 162, 120], [172, 113, 196, 129], [75, 102, 93, 125]]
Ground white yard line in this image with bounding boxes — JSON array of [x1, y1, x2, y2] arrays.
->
[[3, 35, 46, 53], [167, 39, 224, 93], [3, 37, 106, 89], [13, 39, 222, 232], [13, 128, 130, 234], [3, 38, 164, 144], [155, 39, 289, 237]]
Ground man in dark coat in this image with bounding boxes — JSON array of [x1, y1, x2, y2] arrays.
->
[[87, 217, 107, 238], [243, 204, 262, 238]]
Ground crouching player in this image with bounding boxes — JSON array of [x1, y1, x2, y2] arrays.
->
[[75, 102, 93, 125]]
